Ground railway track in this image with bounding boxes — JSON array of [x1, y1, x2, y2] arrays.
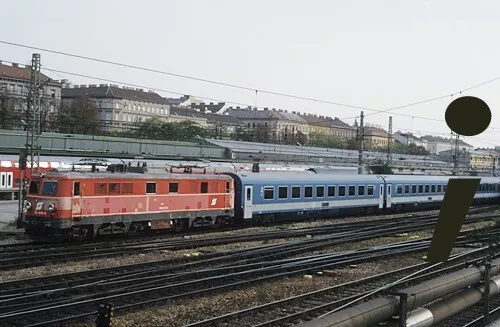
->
[[184, 248, 496, 327], [0, 208, 498, 271], [0, 239, 493, 327], [0, 221, 498, 327]]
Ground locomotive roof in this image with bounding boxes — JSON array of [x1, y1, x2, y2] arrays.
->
[[35, 171, 233, 181]]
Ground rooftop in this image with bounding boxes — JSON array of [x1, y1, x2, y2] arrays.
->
[[0, 62, 59, 85], [62, 84, 166, 105], [420, 135, 473, 147], [226, 107, 308, 123]]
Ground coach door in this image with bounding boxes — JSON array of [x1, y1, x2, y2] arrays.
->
[[243, 185, 253, 219], [386, 184, 392, 208], [6, 172, 13, 189], [379, 184, 384, 208], [0, 172, 5, 189]]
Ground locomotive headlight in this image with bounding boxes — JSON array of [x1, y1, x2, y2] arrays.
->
[[24, 200, 32, 210], [48, 203, 57, 212]]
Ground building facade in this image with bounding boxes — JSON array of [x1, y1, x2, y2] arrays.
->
[[0, 62, 61, 131], [420, 135, 473, 155], [363, 126, 393, 149], [227, 107, 309, 144], [393, 131, 427, 148], [61, 84, 170, 131]]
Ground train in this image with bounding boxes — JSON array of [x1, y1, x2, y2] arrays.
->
[[21, 164, 500, 241]]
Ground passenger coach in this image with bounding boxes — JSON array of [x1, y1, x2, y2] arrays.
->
[[225, 173, 385, 223]]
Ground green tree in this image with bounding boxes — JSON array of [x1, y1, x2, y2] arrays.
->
[[57, 97, 100, 135], [0, 88, 20, 130]]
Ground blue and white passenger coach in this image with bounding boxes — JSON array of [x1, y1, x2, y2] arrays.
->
[[226, 172, 385, 223], [226, 172, 500, 223]]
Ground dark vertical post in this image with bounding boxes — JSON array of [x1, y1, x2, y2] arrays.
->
[[96, 303, 113, 327], [484, 262, 491, 325], [358, 111, 364, 174]]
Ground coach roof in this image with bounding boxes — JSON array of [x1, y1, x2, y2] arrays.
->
[[227, 172, 383, 184]]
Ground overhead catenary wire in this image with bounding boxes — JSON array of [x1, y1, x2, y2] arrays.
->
[[2, 40, 500, 122]]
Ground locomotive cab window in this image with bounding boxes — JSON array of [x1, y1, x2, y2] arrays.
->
[[367, 185, 374, 196], [169, 182, 178, 193], [73, 182, 80, 196], [338, 186, 346, 197], [348, 185, 355, 197], [201, 182, 208, 194], [29, 180, 40, 194], [358, 185, 365, 196], [292, 186, 301, 198], [146, 182, 157, 194], [264, 186, 274, 200], [304, 186, 313, 198], [42, 181, 58, 196], [278, 186, 288, 199], [327, 185, 335, 197], [316, 186, 325, 198]]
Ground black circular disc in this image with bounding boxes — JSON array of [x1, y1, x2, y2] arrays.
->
[[445, 96, 491, 136]]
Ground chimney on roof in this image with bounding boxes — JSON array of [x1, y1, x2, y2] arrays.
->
[[278, 109, 283, 112], [263, 107, 268, 111], [292, 111, 296, 114]]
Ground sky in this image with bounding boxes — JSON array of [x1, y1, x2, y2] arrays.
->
[[1, 0, 499, 149]]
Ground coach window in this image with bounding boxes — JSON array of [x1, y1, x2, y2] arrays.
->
[[431, 185, 436, 193], [339, 186, 346, 197], [443, 185, 447, 192], [29, 181, 40, 194], [437, 185, 442, 193], [404, 185, 410, 194], [424, 185, 429, 193], [316, 186, 325, 198], [146, 182, 157, 194], [246, 188, 251, 200], [411, 185, 417, 194], [358, 185, 365, 196], [292, 186, 301, 199], [73, 182, 80, 196], [396, 185, 403, 194], [418, 185, 423, 193], [201, 182, 208, 194], [348, 185, 355, 197], [278, 186, 288, 199], [327, 185, 335, 197], [264, 186, 274, 200], [367, 185, 374, 196], [305, 186, 313, 198], [169, 182, 178, 193], [109, 183, 120, 195]]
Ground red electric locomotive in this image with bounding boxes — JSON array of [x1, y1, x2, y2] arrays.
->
[[23, 166, 235, 241]]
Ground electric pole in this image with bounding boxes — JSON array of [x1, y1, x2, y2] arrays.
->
[[387, 116, 392, 166], [17, 53, 42, 228], [357, 111, 364, 174], [26, 53, 42, 175]]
